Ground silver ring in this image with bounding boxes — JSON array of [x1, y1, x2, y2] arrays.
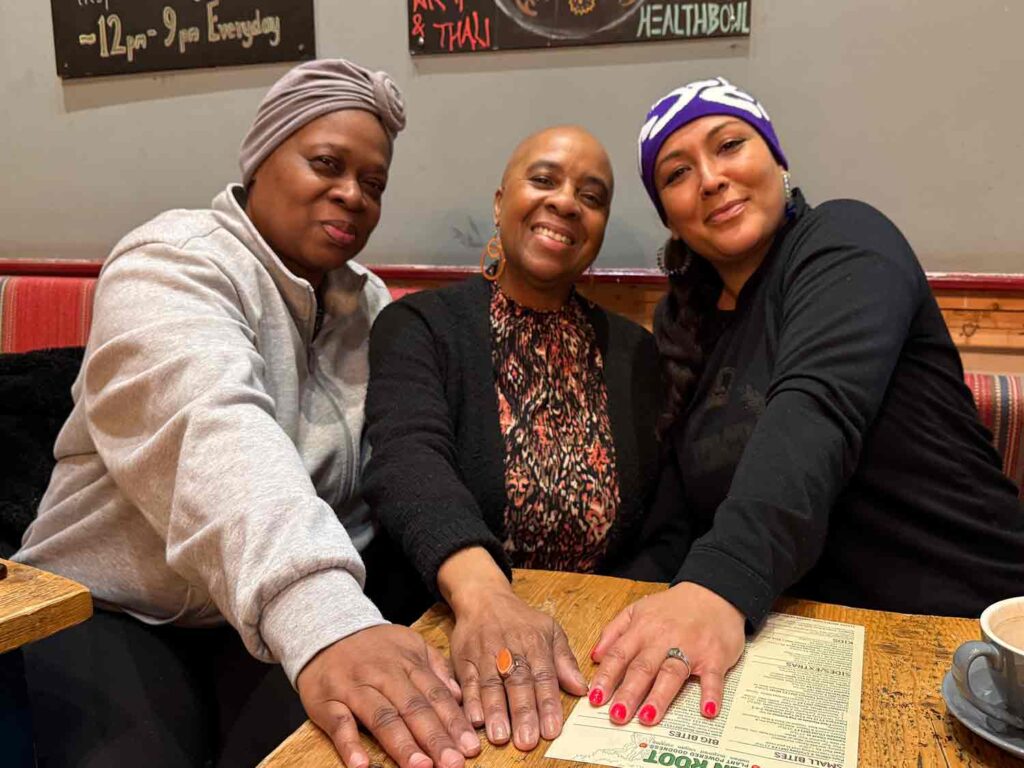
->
[[666, 647, 692, 675], [505, 653, 531, 680]]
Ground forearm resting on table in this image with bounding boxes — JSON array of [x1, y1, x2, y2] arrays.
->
[[438, 547, 514, 615]]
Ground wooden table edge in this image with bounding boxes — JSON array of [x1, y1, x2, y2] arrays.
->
[[0, 558, 94, 654]]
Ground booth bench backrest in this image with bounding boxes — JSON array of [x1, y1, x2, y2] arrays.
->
[[0, 276, 95, 354], [1, 269, 1021, 497]]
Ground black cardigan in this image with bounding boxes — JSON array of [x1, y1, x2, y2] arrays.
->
[[363, 275, 663, 594]]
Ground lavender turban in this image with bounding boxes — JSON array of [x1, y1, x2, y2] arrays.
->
[[239, 58, 406, 185], [638, 77, 787, 223]]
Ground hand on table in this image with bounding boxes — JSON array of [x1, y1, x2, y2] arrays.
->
[[436, 547, 589, 750], [448, 588, 588, 751], [589, 582, 746, 726], [297, 624, 481, 768]]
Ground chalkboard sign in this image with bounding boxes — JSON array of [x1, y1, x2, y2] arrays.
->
[[51, 0, 315, 79], [408, 0, 750, 55]]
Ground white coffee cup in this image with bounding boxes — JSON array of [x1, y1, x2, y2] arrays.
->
[[952, 595, 1024, 729]]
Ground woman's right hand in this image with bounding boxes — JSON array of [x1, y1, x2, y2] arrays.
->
[[297, 624, 481, 768], [439, 548, 588, 751], [588, 581, 746, 726]]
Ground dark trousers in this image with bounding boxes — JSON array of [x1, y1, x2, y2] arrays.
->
[[22, 531, 433, 768], [23, 610, 306, 768]]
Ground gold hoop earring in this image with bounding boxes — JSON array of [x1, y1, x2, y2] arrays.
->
[[481, 229, 505, 282]]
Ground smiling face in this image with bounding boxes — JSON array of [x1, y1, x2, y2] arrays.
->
[[245, 109, 391, 288], [493, 126, 613, 308], [655, 115, 786, 281]]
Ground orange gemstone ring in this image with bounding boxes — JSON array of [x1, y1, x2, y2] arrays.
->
[[497, 648, 531, 680], [496, 647, 515, 679]]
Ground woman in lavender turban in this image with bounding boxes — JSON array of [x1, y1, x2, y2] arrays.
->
[[584, 77, 1024, 730], [17, 59, 481, 768]]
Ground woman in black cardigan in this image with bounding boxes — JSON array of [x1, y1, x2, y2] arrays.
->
[[363, 126, 662, 753]]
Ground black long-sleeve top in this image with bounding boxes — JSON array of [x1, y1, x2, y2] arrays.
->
[[362, 275, 663, 595], [647, 192, 1024, 627]]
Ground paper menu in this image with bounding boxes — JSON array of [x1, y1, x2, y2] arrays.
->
[[546, 613, 864, 768]]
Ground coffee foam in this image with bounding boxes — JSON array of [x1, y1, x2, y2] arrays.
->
[[994, 615, 1024, 654]]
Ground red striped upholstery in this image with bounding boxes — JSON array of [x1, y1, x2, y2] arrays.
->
[[0, 275, 410, 353], [965, 372, 1024, 497], [0, 276, 95, 353], [1, 271, 1021, 496]]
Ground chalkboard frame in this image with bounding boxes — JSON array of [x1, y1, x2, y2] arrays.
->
[[407, 0, 751, 56], [51, 0, 316, 79]]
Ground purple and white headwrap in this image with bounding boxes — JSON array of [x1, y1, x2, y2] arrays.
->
[[638, 77, 787, 223]]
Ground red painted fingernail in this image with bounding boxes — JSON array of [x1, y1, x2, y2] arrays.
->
[[638, 704, 657, 725], [703, 701, 717, 717], [590, 647, 598, 662], [588, 688, 604, 706], [610, 702, 627, 722]]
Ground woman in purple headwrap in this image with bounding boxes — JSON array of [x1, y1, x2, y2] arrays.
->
[[584, 77, 1024, 728], [16, 59, 480, 768]]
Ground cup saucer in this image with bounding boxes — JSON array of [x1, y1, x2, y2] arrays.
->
[[942, 666, 1024, 757]]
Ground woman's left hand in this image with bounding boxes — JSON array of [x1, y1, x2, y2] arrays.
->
[[438, 547, 589, 751], [449, 588, 588, 750], [588, 582, 746, 726]]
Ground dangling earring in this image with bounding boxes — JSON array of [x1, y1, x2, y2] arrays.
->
[[481, 226, 505, 282], [782, 170, 795, 217], [657, 240, 692, 278]]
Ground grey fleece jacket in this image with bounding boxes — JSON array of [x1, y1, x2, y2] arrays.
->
[[17, 184, 391, 684]]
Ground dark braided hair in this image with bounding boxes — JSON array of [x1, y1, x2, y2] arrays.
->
[[652, 238, 723, 437]]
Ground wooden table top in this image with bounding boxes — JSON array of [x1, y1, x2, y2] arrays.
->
[[0, 558, 92, 654], [260, 570, 1019, 768]]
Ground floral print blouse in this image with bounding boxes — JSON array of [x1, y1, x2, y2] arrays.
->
[[490, 283, 621, 572]]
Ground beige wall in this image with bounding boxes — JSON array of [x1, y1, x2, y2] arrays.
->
[[2, 0, 1023, 272]]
